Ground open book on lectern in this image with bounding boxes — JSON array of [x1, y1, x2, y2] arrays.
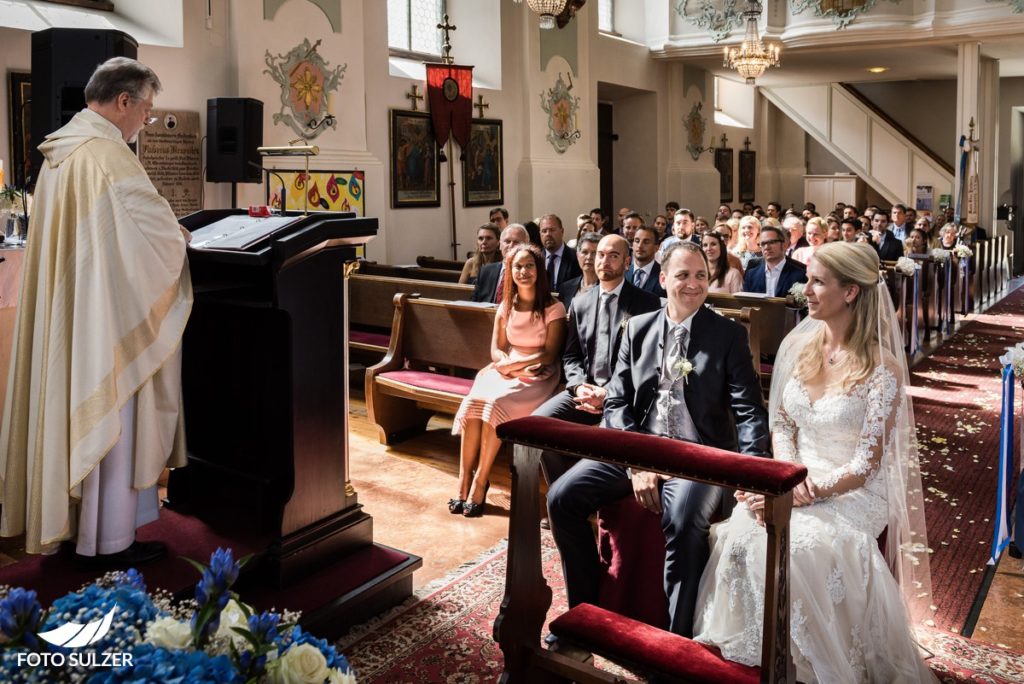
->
[[189, 215, 298, 251]]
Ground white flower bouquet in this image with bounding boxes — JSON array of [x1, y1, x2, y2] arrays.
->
[[787, 282, 807, 308], [894, 256, 917, 276], [953, 244, 973, 259], [999, 342, 1024, 379], [930, 248, 950, 264]]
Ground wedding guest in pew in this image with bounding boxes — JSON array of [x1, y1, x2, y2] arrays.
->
[[535, 234, 661, 486], [872, 211, 905, 261], [905, 227, 930, 256], [915, 215, 935, 247], [451, 244, 566, 517], [557, 232, 601, 309], [711, 222, 746, 276], [939, 223, 959, 250], [567, 214, 595, 249], [540, 214, 582, 290], [741, 225, 807, 297], [792, 216, 827, 266], [471, 223, 529, 303], [458, 223, 501, 284], [731, 215, 762, 269], [840, 217, 860, 243], [701, 231, 743, 294], [626, 226, 666, 298], [694, 241, 935, 683], [547, 241, 769, 638], [651, 214, 669, 241], [784, 215, 808, 258], [488, 206, 509, 231]]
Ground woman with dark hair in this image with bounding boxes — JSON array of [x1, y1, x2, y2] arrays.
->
[[905, 228, 929, 256], [459, 223, 501, 284], [450, 244, 566, 517], [701, 231, 743, 293]]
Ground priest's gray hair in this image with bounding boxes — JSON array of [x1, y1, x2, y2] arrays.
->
[[84, 57, 162, 104]]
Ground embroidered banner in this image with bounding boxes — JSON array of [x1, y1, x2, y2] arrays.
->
[[425, 63, 473, 148]]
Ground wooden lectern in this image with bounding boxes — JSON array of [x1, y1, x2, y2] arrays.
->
[[168, 209, 420, 633]]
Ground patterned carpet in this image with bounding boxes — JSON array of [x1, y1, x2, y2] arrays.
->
[[911, 285, 1024, 632]]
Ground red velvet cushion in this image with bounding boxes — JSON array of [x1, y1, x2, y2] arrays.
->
[[497, 417, 806, 495], [378, 370, 473, 395], [550, 603, 760, 684], [596, 499, 668, 629], [759, 362, 774, 374], [351, 330, 391, 348]]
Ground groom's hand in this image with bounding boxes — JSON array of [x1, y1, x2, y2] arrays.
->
[[631, 470, 664, 514]]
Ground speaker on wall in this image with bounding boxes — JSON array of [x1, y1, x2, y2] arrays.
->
[[206, 98, 264, 184], [30, 28, 139, 188]]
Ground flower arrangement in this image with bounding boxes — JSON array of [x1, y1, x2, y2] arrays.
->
[[787, 282, 808, 308], [953, 244, 973, 259], [1000, 342, 1024, 380], [0, 185, 21, 212], [930, 248, 950, 264], [894, 256, 917, 276], [0, 548, 356, 683]]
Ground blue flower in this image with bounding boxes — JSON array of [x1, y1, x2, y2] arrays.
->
[[87, 643, 241, 684], [0, 588, 43, 648], [191, 548, 243, 647], [285, 626, 352, 672], [247, 611, 280, 644]]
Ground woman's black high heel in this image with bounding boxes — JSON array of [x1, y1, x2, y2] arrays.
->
[[463, 481, 490, 518], [448, 498, 465, 514]]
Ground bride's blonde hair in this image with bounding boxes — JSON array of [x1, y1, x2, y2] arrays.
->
[[795, 242, 881, 391]]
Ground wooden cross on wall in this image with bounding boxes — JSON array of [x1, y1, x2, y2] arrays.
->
[[743, 136, 752, 151], [406, 84, 424, 111], [474, 94, 489, 118]]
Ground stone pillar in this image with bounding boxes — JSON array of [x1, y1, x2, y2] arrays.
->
[[955, 42, 1000, 232]]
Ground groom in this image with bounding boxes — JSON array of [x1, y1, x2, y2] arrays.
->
[[547, 241, 770, 637]]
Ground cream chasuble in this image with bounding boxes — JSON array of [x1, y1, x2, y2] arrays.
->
[[0, 108, 192, 554]]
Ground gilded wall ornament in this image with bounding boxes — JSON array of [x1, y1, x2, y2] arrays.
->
[[674, 0, 744, 43], [790, 0, 901, 30], [540, 73, 581, 154], [264, 38, 347, 140], [684, 101, 706, 162]]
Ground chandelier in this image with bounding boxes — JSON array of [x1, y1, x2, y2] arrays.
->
[[513, 0, 569, 30], [723, 0, 781, 84]]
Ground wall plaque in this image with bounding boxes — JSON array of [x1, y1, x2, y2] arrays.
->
[[138, 110, 202, 218]]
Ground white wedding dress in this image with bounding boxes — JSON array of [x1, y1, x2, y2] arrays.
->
[[692, 365, 936, 683]]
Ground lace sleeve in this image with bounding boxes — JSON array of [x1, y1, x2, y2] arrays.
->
[[772, 402, 798, 463], [816, 366, 899, 498]]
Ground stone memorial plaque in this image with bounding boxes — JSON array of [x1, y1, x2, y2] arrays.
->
[[138, 110, 202, 218]]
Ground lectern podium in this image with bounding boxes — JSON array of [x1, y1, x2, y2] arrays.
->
[[168, 209, 419, 631]]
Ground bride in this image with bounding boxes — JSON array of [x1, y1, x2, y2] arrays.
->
[[693, 241, 936, 683]]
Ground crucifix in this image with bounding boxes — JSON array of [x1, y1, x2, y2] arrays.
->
[[437, 13, 456, 65], [406, 83, 424, 111], [719, 133, 728, 148], [743, 136, 752, 151], [474, 94, 489, 119]]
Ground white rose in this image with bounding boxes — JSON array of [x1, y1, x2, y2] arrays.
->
[[327, 667, 357, 684], [144, 616, 192, 650], [215, 599, 251, 646], [273, 643, 330, 684]]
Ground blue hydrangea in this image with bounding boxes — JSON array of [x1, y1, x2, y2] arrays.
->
[[87, 644, 241, 684]]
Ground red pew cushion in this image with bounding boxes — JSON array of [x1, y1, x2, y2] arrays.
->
[[378, 370, 473, 395]]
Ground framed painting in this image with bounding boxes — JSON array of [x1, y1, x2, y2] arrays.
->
[[390, 109, 440, 208], [715, 147, 733, 204], [7, 72, 31, 188], [739, 150, 756, 203], [462, 118, 503, 207], [265, 169, 365, 215]]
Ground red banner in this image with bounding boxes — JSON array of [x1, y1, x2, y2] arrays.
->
[[425, 63, 473, 149]]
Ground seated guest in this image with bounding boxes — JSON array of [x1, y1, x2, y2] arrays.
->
[[742, 226, 808, 296], [712, 222, 745, 275], [959, 223, 988, 245], [792, 216, 826, 266], [651, 214, 668, 240], [590, 207, 610, 235], [459, 223, 501, 284], [716, 204, 732, 222], [626, 226, 666, 298], [489, 206, 509, 231], [939, 223, 959, 249], [914, 216, 934, 247], [558, 232, 601, 309], [731, 215, 762, 269], [702, 231, 743, 294], [665, 200, 680, 217], [567, 215, 596, 249], [825, 216, 842, 242], [524, 220, 542, 248], [535, 234, 661, 485], [871, 211, 904, 261], [540, 213, 582, 289], [622, 211, 644, 245], [694, 216, 711, 235], [905, 227, 929, 256], [855, 231, 874, 245], [548, 241, 769, 637], [471, 223, 529, 303], [657, 208, 700, 259], [451, 244, 567, 517], [840, 217, 859, 243], [784, 215, 808, 257]]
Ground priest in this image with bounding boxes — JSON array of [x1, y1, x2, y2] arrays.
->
[[0, 57, 192, 566]]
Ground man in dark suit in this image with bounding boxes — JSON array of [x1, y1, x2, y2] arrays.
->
[[625, 226, 666, 298], [741, 226, 807, 296], [540, 213, 582, 289], [548, 241, 770, 638], [471, 223, 529, 303], [871, 211, 904, 261], [535, 234, 662, 484]]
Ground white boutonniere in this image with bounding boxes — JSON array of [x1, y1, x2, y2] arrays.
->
[[619, 315, 631, 330], [671, 358, 694, 382]]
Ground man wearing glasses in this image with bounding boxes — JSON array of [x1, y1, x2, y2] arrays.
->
[[1, 58, 192, 568], [741, 225, 807, 296]]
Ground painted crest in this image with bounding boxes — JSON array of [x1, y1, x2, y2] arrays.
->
[[685, 101, 706, 161], [264, 38, 347, 140], [540, 72, 581, 154]]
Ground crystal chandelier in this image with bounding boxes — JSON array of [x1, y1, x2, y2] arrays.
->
[[513, 0, 569, 30], [723, 0, 781, 85]]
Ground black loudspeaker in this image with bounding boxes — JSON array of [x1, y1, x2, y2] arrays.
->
[[30, 28, 138, 187], [206, 98, 264, 183]]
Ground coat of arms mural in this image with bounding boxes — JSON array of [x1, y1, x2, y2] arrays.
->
[[541, 72, 581, 154], [264, 38, 347, 140]]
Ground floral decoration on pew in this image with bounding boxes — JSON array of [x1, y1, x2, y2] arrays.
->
[[895, 256, 917, 276], [999, 342, 1024, 379], [930, 248, 951, 264], [953, 244, 973, 259], [0, 548, 357, 683], [787, 281, 808, 309]]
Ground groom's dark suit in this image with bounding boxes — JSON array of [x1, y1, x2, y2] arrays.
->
[[548, 305, 769, 637], [533, 280, 662, 484]]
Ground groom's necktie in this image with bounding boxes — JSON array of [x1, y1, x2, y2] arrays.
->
[[652, 324, 698, 442]]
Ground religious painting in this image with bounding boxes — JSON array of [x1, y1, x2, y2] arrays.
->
[[739, 150, 756, 202], [540, 72, 580, 154], [462, 119, 503, 207], [715, 147, 733, 204], [390, 110, 441, 208], [264, 38, 346, 140], [684, 101, 706, 161], [266, 169, 365, 215], [7, 72, 31, 188]]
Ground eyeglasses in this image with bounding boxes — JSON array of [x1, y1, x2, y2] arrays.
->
[[759, 239, 783, 247]]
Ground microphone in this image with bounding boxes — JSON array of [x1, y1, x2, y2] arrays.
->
[[247, 161, 287, 214]]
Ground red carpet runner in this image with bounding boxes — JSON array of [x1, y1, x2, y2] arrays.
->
[[911, 285, 1024, 632]]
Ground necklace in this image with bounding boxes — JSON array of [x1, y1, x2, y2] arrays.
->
[[827, 348, 844, 366]]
